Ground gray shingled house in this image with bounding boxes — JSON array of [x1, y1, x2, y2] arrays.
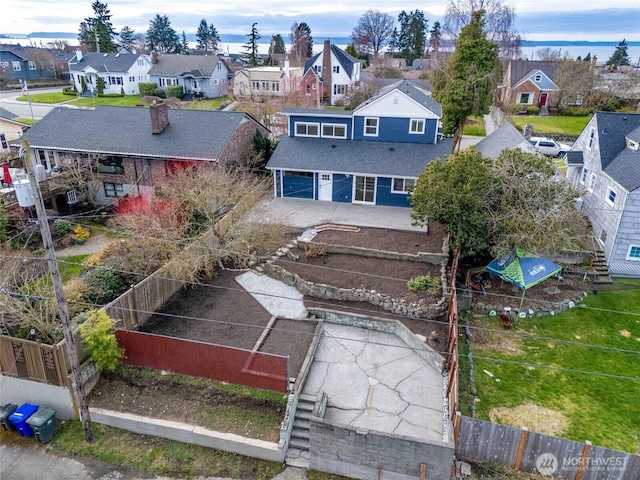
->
[[148, 52, 231, 99], [566, 112, 640, 277], [20, 104, 268, 205]]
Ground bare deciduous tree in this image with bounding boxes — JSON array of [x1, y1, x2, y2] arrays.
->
[[444, 0, 522, 59], [351, 10, 395, 59]]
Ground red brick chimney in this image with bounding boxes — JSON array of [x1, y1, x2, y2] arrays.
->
[[150, 101, 169, 134], [322, 39, 332, 102], [151, 51, 158, 64]]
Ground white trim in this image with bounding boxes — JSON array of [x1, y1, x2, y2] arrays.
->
[[321, 123, 347, 139], [409, 119, 425, 134], [391, 177, 416, 194], [626, 245, 640, 261], [588, 172, 596, 192], [363, 117, 378, 137], [516, 92, 534, 105], [294, 121, 320, 138], [606, 187, 617, 206], [353, 175, 376, 204], [587, 127, 595, 149]]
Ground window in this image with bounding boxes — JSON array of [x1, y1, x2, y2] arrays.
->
[[580, 167, 589, 185], [252, 81, 260, 91], [409, 119, 425, 134], [627, 245, 640, 260], [314, 65, 321, 73], [137, 59, 144, 66], [261, 81, 269, 91], [108, 76, 123, 85], [600, 230, 607, 244], [104, 183, 124, 197], [28, 61, 36, 70], [534, 74, 542, 82], [159, 78, 177, 87], [606, 188, 617, 206], [97, 156, 124, 174], [214, 79, 219, 85], [364, 117, 378, 136], [312, 83, 317, 89], [222, 78, 227, 84], [588, 128, 595, 148], [321, 174, 330, 181], [392, 178, 415, 193], [271, 82, 280, 92], [0, 132, 8, 151], [295, 122, 320, 137], [128, 76, 134, 82], [332, 66, 340, 73], [588, 172, 596, 191], [334, 84, 347, 95], [517, 93, 532, 104], [284, 171, 313, 177], [321, 124, 346, 139], [12, 61, 21, 71]]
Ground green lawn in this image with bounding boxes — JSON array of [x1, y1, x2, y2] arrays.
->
[[17, 92, 72, 104], [70, 95, 144, 107], [58, 254, 89, 283], [509, 115, 592, 137], [187, 96, 231, 110], [467, 280, 640, 453], [462, 115, 487, 137], [16, 117, 38, 125]]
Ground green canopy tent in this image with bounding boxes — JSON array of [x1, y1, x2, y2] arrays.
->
[[485, 248, 562, 310]]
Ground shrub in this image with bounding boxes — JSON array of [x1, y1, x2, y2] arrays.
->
[[82, 268, 127, 305], [62, 86, 76, 95], [560, 107, 591, 116], [525, 106, 540, 115], [305, 243, 327, 258], [166, 85, 183, 98], [151, 88, 166, 98], [97, 93, 125, 98], [64, 278, 88, 317], [97, 77, 104, 95], [53, 219, 72, 236], [407, 275, 441, 292], [79, 309, 124, 371], [74, 225, 90, 242], [138, 82, 158, 96]]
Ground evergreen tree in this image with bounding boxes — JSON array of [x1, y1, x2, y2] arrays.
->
[[392, 10, 428, 64], [78, 1, 118, 52], [180, 31, 190, 54], [119, 26, 135, 52], [243, 23, 261, 67], [428, 21, 442, 53], [290, 22, 313, 63], [345, 43, 358, 58], [147, 14, 180, 53], [431, 10, 501, 153], [267, 34, 286, 65], [583, 52, 591, 62], [196, 19, 220, 52], [606, 39, 630, 67]]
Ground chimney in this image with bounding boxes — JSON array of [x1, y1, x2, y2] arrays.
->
[[322, 39, 332, 103], [76, 49, 83, 62], [523, 124, 533, 140], [151, 51, 158, 64], [150, 101, 169, 134]]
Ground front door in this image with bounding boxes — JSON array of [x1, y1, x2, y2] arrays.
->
[[193, 79, 199, 92], [318, 173, 332, 201], [354, 176, 375, 204], [539, 93, 548, 107]]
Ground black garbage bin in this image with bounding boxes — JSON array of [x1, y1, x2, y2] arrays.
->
[[0, 404, 18, 432], [26, 407, 57, 443]]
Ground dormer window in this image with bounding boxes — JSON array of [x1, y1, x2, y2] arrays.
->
[[534, 74, 542, 82], [626, 138, 639, 151]]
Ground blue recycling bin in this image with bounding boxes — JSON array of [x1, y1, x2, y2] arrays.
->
[[8, 403, 39, 437]]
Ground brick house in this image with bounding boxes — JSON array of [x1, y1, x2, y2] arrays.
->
[[20, 104, 268, 205], [498, 60, 559, 109]]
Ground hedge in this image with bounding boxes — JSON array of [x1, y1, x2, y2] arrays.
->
[[166, 85, 183, 98], [138, 82, 158, 96]]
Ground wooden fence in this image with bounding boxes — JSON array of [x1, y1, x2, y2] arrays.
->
[[445, 248, 460, 420], [454, 414, 640, 479], [115, 330, 290, 393], [0, 335, 67, 387]]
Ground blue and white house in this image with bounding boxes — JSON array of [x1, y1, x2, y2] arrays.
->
[[566, 112, 640, 277], [68, 51, 152, 95], [266, 80, 451, 207]]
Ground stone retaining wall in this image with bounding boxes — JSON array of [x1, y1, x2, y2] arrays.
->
[[263, 262, 449, 319]]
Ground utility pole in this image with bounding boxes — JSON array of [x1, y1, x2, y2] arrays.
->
[[21, 139, 94, 442]]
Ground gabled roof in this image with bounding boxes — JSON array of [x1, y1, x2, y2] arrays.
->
[[588, 112, 640, 191], [355, 79, 441, 117], [148, 54, 226, 77], [266, 136, 452, 177], [69, 52, 144, 73], [0, 107, 19, 121], [21, 105, 261, 161], [303, 43, 359, 79], [507, 60, 558, 87], [512, 69, 558, 91], [474, 123, 538, 159]]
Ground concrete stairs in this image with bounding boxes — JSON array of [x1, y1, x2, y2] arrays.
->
[[539, 106, 550, 116], [288, 393, 314, 451], [592, 249, 613, 284]]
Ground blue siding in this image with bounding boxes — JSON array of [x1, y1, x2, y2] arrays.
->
[[332, 174, 352, 202], [282, 173, 314, 198], [529, 71, 556, 90], [289, 115, 352, 138], [353, 117, 437, 144], [375, 177, 411, 207]]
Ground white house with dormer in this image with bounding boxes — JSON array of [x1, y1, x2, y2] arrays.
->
[[303, 40, 360, 105], [68, 51, 152, 95]]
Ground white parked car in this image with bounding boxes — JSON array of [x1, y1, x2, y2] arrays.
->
[[529, 137, 572, 157]]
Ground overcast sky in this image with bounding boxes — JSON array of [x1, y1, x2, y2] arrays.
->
[[5, 0, 640, 42]]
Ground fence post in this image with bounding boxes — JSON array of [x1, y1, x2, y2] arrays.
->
[[575, 440, 591, 480], [419, 462, 426, 480], [454, 412, 462, 444], [514, 427, 529, 471]]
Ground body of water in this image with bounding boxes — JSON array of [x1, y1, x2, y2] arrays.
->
[[4, 36, 639, 66]]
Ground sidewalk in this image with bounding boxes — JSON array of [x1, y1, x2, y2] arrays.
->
[[483, 106, 505, 136]]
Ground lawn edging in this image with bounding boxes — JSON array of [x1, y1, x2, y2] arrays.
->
[[90, 407, 284, 463]]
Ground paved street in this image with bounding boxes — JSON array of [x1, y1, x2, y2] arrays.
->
[[0, 87, 63, 120]]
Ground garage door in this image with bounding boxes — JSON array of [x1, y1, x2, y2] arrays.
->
[[282, 171, 314, 199]]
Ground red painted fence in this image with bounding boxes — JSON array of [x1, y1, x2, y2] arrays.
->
[[115, 330, 290, 393]]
